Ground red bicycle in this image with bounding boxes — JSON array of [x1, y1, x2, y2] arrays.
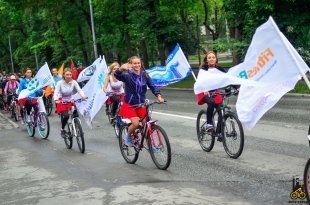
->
[[118, 99, 171, 170]]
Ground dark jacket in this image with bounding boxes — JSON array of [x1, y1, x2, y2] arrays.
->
[[114, 69, 160, 105]]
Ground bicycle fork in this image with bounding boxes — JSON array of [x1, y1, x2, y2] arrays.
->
[[145, 120, 161, 148], [70, 118, 80, 137]]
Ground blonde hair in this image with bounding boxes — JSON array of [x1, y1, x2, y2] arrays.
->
[[62, 68, 72, 80], [108, 62, 120, 75]]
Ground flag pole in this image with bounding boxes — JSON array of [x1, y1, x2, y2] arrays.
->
[[191, 70, 197, 81], [270, 16, 310, 90]]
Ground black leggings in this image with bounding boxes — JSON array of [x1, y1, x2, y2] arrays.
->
[[60, 110, 78, 129], [25, 99, 37, 115], [6, 94, 13, 106], [203, 96, 216, 124]]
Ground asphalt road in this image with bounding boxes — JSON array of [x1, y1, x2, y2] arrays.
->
[[0, 89, 309, 205]]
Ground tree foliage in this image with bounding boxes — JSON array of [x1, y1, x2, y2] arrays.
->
[[0, 0, 308, 73]]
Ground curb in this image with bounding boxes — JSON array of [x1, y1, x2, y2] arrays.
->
[[161, 87, 310, 97], [0, 112, 19, 128]]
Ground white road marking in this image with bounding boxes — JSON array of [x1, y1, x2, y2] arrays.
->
[[153, 111, 197, 120]]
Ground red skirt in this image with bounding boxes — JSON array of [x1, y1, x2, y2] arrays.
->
[[18, 98, 38, 106], [107, 94, 124, 105], [55, 102, 74, 114], [196, 90, 223, 105]]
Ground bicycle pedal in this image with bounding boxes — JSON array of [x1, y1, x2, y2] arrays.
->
[[217, 137, 222, 142]]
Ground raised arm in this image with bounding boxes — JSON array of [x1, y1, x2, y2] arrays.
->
[[114, 63, 131, 83]]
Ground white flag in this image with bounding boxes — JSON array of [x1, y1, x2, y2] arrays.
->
[[146, 44, 192, 86], [76, 57, 101, 83], [73, 56, 108, 127], [18, 63, 54, 99], [194, 69, 260, 93], [194, 16, 310, 129]]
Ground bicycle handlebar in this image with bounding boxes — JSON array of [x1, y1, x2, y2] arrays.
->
[[210, 87, 239, 98], [59, 97, 88, 104], [129, 100, 167, 108]]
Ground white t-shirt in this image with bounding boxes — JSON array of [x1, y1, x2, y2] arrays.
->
[[54, 80, 85, 102]]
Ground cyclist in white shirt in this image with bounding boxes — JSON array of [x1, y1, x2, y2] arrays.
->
[[54, 68, 87, 137], [103, 62, 124, 118]]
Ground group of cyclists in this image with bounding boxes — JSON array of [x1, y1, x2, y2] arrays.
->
[[0, 52, 231, 159], [0, 51, 225, 138]]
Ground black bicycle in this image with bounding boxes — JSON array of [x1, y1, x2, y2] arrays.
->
[[303, 126, 310, 203], [44, 95, 53, 116], [112, 100, 123, 137], [8, 93, 18, 121], [106, 93, 122, 124], [0, 94, 6, 110], [119, 100, 171, 170], [196, 87, 244, 159]]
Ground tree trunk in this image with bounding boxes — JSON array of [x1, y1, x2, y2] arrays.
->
[[158, 43, 166, 66], [122, 0, 132, 58], [77, 25, 89, 64], [141, 39, 149, 69], [232, 26, 242, 65], [201, 0, 216, 41], [55, 20, 69, 57]]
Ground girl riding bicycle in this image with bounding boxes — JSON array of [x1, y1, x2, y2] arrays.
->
[[18, 68, 43, 123], [4, 75, 19, 112], [196, 51, 226, 131], [114, 56, 165, 146], [54, 68, 87, 138], [102, 62, 124, 119]]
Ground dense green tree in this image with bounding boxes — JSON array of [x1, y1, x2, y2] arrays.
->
[[0, 0, 308, 72]]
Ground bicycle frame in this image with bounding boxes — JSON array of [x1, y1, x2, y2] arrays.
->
[[61, 101, 81, 138], [130, 101, 162, 151], [68, 113, 81, 138]]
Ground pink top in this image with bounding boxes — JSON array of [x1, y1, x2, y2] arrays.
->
[[4, 81, 19, 94]]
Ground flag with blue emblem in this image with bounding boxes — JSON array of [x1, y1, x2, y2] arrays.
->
[[18, 62, 54, 100], [73, 56, 108, 127], [146, 44, 193, 86]]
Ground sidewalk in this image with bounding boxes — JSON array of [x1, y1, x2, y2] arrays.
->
[[0, 112, 19, 130]]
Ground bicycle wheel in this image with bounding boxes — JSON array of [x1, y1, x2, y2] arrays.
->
[[0, 98, 5, 110], [222, 111, 244, 159], [45, 96, 53, 116], [12, 103, 18, 122], [107, 104, 113, 124], [119, 125, 139, 164], [37, 112, 50, 139], [113, 117, 123, 138], [74, 118, 85, 153], [64, 123, 73, 149], [304, 159, 310, 204], [26, 114, 35, 137], [148, 124, 171, 170], [196, 110, 215, 152]]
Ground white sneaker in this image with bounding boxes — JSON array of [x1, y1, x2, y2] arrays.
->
[[26, 115, 32, 123], [206, 124, 214, 130]]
